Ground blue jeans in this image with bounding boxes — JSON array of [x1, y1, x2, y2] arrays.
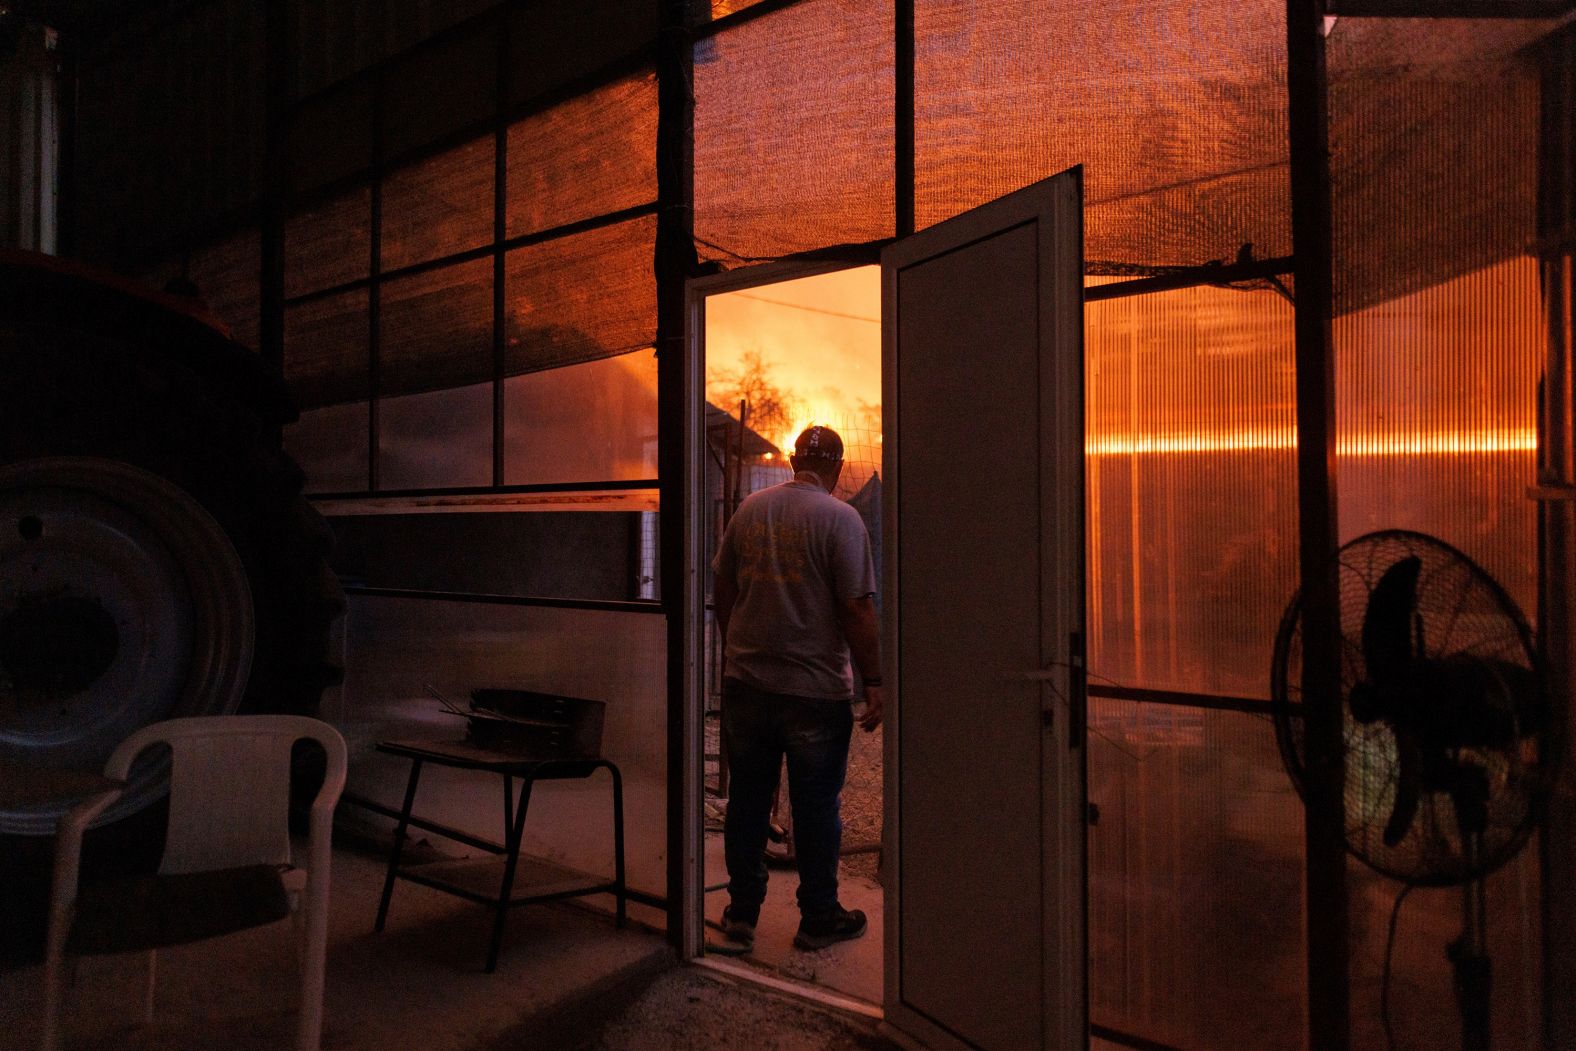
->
[[721, 677, 854, 919]]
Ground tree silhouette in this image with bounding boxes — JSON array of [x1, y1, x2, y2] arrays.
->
[[709, 348, 799, 451]]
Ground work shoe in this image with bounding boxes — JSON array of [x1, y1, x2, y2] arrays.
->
[[721, 904, 757, 947], [793, 906, 867, 950]]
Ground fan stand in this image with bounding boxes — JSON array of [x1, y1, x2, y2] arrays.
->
[[1448, 773, 1493, 1051]]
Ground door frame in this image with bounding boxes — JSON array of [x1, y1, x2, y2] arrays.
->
[[680, 256, 886, 967], [880, 168, 1087, 1051]]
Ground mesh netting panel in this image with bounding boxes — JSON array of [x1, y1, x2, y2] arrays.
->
[[382, 134, 494, 271], [503, 215, 658, 376], [380, 257, 494, 398], [915, 1, 1290, 273], [284, 288, 368, 409], [140, 229, 263, 352], [188, 228, 262, 351], [506, 72, 658, 240], [284, 188, 370, 298], [1329, 18, 1548, 315], [693, 0, 895, 262]]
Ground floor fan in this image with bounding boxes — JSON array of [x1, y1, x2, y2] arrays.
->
[[1270, 530, 1549, 1051]]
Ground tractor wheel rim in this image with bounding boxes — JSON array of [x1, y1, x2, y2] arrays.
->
[[0, 457, 254, 834]]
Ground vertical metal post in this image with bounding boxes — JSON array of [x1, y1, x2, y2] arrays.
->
[[896, 0, 915, 239], [260, 0, 288, 391], [493, 14, 509, 488], [367, 68, 384, 492], [1286, 3, 1349, 1049], [1538, 27, 1576, 1051], [656, 0, 698, 951]]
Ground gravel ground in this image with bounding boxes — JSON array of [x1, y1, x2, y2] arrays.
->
[[586, 968, 897, 1051]]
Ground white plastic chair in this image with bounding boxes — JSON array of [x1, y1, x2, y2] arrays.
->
[[41, 715, 347, 1051]]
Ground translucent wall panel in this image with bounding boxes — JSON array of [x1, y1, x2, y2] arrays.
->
[[916, 1, 1289, 272], [380, 257, 493, 397], [506, 72, 658, 240], [378, 383, 493, 491], [287, 402, 369, 494], [284, 287, 368, 410], [337, 598, 667, 903], [330, 513, 642, 599], [1087, 698, 1305, 1050], [284, 188, 370, 298], [1327, 20, 1554, 1051], [1333, 259, 1542, 614], [693, 0, 894, 261], [1086, 285, 1298, 698], [381, 135, 494, 271], [504, 351, 658, 486], [1347, 847, 1541, 1051], [503, 216, 657, 375]]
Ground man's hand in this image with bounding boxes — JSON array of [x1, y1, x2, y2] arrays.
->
[[858, 683, 885, 732]]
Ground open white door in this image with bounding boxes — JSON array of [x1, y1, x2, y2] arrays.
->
[[881, 168, 1086, 1051]]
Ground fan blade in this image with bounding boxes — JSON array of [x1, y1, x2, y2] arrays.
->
[[1362, 556, 1422, 692], [1383, 727, 1425, 848]]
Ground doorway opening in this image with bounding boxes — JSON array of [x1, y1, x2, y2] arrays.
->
[[691, 263, 885, 1008]]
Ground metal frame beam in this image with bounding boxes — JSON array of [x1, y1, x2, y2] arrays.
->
[[1287, 2, 1350, 1049]]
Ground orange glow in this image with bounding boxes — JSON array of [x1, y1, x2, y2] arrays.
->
[[706, 266, 882, 463], [1085, 428, 1537, 457]]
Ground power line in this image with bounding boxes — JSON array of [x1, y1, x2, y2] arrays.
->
[[728, 291, 880, 324]]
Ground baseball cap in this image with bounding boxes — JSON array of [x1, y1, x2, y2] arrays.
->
[[793, 425, 844, 461]]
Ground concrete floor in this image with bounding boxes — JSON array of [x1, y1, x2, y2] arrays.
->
[[0, 840, 671, 1051], [1, 836, 909, 1051], [701, 831, 883, 1006]]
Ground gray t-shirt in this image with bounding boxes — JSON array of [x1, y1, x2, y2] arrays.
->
[[712, 477, 877, 700]]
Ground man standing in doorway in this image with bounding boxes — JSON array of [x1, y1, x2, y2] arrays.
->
[[712, 424, 884, 950]]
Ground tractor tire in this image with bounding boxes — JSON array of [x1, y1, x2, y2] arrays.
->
[[0, 252, 344, 961]]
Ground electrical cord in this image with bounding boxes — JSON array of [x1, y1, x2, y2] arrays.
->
[[1381, 882, 1418, 1051]]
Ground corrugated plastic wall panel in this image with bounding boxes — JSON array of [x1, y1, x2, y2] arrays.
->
[[1328, 18, 1553, 1051], [1086, 284, 1299, 699]]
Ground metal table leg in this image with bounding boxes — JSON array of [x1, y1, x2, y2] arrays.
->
[[375, 758, 424, 932], [609, 762, 626, 928], [486, 776, 533, 973]]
